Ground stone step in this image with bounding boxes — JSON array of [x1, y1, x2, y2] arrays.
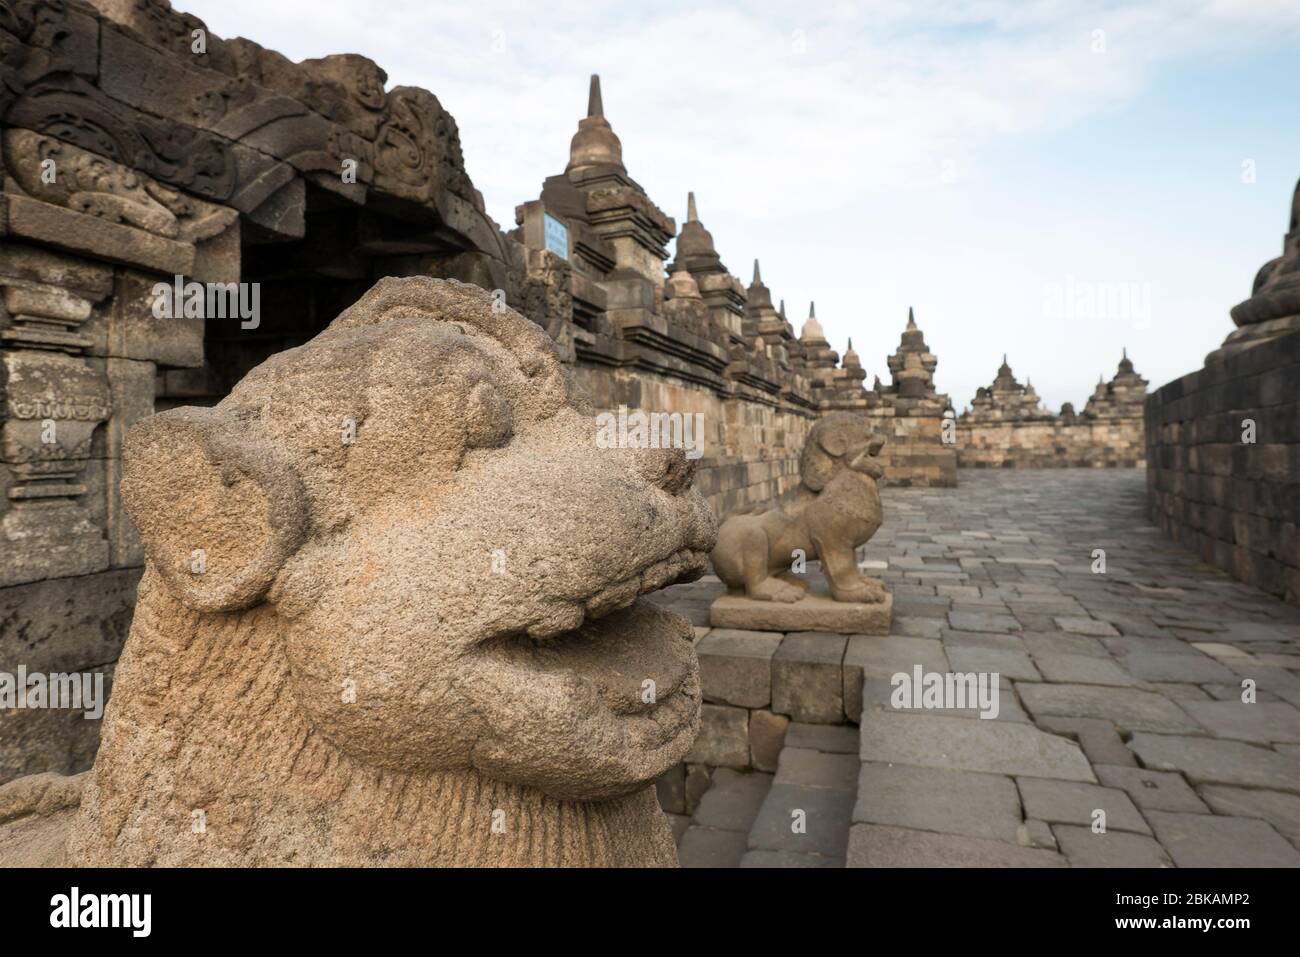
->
[[739, 724, 859, 867], [677, 768, 773, 868]]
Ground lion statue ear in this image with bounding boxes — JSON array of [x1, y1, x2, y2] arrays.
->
[[122, 406, 308, 613], [800, 421, 850, 492]]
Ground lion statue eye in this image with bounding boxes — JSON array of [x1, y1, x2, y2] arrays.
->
[[464, 381, 513, 448]]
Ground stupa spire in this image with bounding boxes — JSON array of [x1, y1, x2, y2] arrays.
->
[[687, 191, 698, 223], [566, 74, 624, 174]]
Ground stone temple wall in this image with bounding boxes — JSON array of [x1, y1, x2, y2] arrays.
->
[[1147, 177, 1300, 605], [956, 416, 1147, 468], [573, 365, 811, 517], [1147, 336, 1300, 604], [955, 353, 1147, 468]]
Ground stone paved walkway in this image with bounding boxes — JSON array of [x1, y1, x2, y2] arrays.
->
[[663, 469, 1300, 867]]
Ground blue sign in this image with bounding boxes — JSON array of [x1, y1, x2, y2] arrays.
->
[[543, 212, 569, 260]]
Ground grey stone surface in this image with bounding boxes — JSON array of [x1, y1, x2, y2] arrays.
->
[[748, 782, 855, 858], [860, 675, 1027, 723], [1018, 683, 1201, 734], [1052, 826, 1173, 868], [1053, 616, 1120, 637], [1032, 653, 1141, 686], [774, 748, 859, 790], [1129, 733, 1300, 791], [843, 635, 949, 722], [1178, 701, 1300, 745], [739, 849, 844, 867], [655, 764, 686, 815], [684, 763, 711, 816], [947, 646, 1041, 681], [1094, 764, 1209, 813], [1197, 785, 1300, 847], [772, 632, 847, 724], [691, 768, 773, 831], [1016, 777, 1150, 834], [677, 826, 749, 868], [748, 710, 788, 772], [947, 611, 1021, 633], [853, 763, 1022, 842], [1118, 651, 1235, 684], [1146, 811, 1300, 867], [1036, 716, 1137, 767], [695, 629, 781, 708], [891, 617, 943, 638], [685, 703, 751, 769], [847, 824, 1066, 867], [666, 813, 691, 843], [860, 711, 1095, 781], [711, 590, 892, 635], [784, 722, 860, 754], [1023, 632, 1109, 658]]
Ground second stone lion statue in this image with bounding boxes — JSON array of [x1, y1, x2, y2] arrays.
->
[[712, 412, 888, 604], [0, 277, 717, 868]]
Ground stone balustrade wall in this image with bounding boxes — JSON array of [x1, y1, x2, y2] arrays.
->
[[1146, 330, 1300, 604]]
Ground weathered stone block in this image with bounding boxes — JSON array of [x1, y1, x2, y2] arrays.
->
[[711, 589, 892, 634], [685, 704, 751, 769], [772, 632, 847, 723], [748, 709, 788, 772], [695, 628, 780, 708]]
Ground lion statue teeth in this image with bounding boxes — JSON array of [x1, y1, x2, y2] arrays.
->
[[0, 277, 717, 868]]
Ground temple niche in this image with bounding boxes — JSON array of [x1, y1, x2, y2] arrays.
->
[[956, 352, 1149, 468]]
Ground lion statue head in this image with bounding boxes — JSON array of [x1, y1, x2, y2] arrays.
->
[[61, 277, 716, 867]]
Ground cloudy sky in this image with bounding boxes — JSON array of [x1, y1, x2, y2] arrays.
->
[[178, 0, 1300, 411]]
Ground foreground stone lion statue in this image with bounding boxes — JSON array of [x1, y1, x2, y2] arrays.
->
[[0, 277, 716, 867], [712, 412, 887, 604]]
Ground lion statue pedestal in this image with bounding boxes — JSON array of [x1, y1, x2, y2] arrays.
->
[[708, 412, 893, 635]]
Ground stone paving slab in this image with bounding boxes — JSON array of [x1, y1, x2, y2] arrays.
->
[[771, 746, 860, 790], [748, 782, 856, 858], [860, 711, 1095, 781], [860, 675, 1028, 723], [1093, 764, 1210, 813], [1177, 700, 1300, 745], [1052, 826, 1174, 868], [1128, 732, 1300, 792], [677, 826, 749, 868], [1031, 652, 1143, 686], [846, 824, 1067, 868], [853, 764, 1022, 842], [739, 849, 844, 867], [1018, 683, 1202, 734], [1016, 777, 1151, 834], [1197, 786, 1300, 848], [1145, 811, 1300, 867], [783, 722, 860, 754]]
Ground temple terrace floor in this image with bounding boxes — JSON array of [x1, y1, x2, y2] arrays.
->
[[650, 468, 1300, 867]]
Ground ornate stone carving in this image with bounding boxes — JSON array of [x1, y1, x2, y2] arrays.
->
[[7, 77, 237, 201]]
